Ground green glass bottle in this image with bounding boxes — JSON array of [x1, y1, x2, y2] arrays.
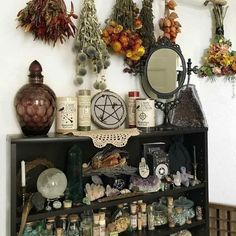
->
[[66, 144, 83, 205]]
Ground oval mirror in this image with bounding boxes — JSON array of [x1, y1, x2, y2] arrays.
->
[[142, 37, 186, 99]]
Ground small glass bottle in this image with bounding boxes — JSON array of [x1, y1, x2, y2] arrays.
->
[[47, 217, 56, 236], [130, 204, 138, 231], [140, 203, 147, 229], [80, 211, 92, 236], [93, 213, 100, 236], [99, 212, 106, 236], [55, 228, 64, 236], [59, 215, 68, 235], [45, 223, 54, 236], [147, 205, 155, 231], [137, 212, 142, 231], [23, 222, 33, 236], [67, 214, 80, 236]]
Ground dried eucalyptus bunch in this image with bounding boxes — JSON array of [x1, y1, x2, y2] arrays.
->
[[74, 0, 110, 90], [17, 0, 77, 45]]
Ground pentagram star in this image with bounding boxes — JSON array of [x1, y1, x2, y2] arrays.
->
[[94, 95, 123, 123]]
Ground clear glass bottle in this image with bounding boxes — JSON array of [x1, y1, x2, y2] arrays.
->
[[93, 213, 100, 236], [80, 211, 92, 236], [147, 205, 155, 231], [23, 222, 33, 236], [99, 212, 106, 236], [58, 215, 67, 235], [47, 217, 56, 236], [67, 214, 80, 236], [45, 223, 54, 236], [130, 203, 137, 231], [140, 203, 147, 229], [55, 228, 64, 236]]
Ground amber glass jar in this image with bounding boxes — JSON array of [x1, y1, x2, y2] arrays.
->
[[14, 60, 56, 136]]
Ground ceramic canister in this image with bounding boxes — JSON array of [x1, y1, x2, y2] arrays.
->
[[136, 98, 155, 132], [56, 97, 77, 133]]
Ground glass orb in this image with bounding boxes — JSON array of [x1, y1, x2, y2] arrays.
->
[[37, 168, 67, 199]]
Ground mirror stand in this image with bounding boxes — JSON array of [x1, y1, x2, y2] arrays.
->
[[155, 99, 180, 130]]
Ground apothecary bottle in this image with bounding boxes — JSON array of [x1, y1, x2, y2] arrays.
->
[[23, 222, 33, 236], [80, 211, 92, 236], [14, 60, 56, 136], [67, 214, 80, 236]]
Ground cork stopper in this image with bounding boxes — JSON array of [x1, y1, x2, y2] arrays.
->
[[130, 204, 137, 214], [28, 60, 43, 84], [140, 203, 147, 213], [69, 214, 79, 222]]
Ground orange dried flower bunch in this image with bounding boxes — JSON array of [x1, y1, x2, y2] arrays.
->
[[102, 20, 145, 62], [159, 0, 181, 42]]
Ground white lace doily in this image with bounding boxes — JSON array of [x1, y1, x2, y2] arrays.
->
[[64, 128, 140, 148]]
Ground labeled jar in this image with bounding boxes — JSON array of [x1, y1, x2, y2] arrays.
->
[[127, 91, 140, 128], [136, 98, 155, 132], [77, 90, 91, 131], [56, 97, 77, 133]]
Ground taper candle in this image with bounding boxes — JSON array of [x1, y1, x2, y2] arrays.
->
[[21, 160, 26, 187]]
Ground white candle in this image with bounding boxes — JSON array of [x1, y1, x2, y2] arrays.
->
[[21, 160, 26, 187]]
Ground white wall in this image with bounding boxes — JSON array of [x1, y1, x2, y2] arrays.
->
[[1, 0, 236, 234]]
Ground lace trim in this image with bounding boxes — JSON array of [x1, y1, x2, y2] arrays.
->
[[64, 128, 140, 148]]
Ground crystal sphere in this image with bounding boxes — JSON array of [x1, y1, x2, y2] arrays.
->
[[37, 168, 67, 199]]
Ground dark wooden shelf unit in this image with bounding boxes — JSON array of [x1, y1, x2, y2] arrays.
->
[[8, 127, 209, 236]]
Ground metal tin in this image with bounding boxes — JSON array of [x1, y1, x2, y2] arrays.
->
[[56, 97, 77, 133], [136, 98, 155, 132]]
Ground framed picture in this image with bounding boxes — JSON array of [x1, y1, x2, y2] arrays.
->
[[143, 142, 169, 179]]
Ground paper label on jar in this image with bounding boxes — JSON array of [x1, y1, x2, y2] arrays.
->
[[128, 97, 137, 126], [136, 99, 155, 128], [78, 95, 91, 127], [56, 98, 77, 132]]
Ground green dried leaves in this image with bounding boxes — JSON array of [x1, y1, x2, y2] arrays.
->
[[74, 0, 110, 88]]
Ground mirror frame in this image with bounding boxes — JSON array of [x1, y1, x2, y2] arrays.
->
[[142, 37, 186, 99]]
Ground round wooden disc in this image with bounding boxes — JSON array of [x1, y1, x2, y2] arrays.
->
[[91, 90, 127, 129]]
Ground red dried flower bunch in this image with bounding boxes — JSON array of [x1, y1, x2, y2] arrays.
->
[[17, 0, 78, 45]]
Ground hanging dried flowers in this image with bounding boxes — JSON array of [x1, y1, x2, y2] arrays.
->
[[159, 0, 181, 43], [74, 0, 110, 90], [198, 0, 236, 79], [139, 0, 155, 51], [17, 0, 77, 45], [102, 0, 145, 74]]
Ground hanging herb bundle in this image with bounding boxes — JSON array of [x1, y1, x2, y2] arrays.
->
[[139, 0, 155, 51], [111, 0, 140, 31], [74, 0, 110, 90], [17, 0, 77, 45], [102, 0, 145, 74], [159, 0, 181, 42], [198, 0, 236, 79]]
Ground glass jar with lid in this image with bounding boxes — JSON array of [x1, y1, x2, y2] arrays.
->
[[67, 214, 80, 236], [80, 211, 92, 236], [152, 201, 168, 226]]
